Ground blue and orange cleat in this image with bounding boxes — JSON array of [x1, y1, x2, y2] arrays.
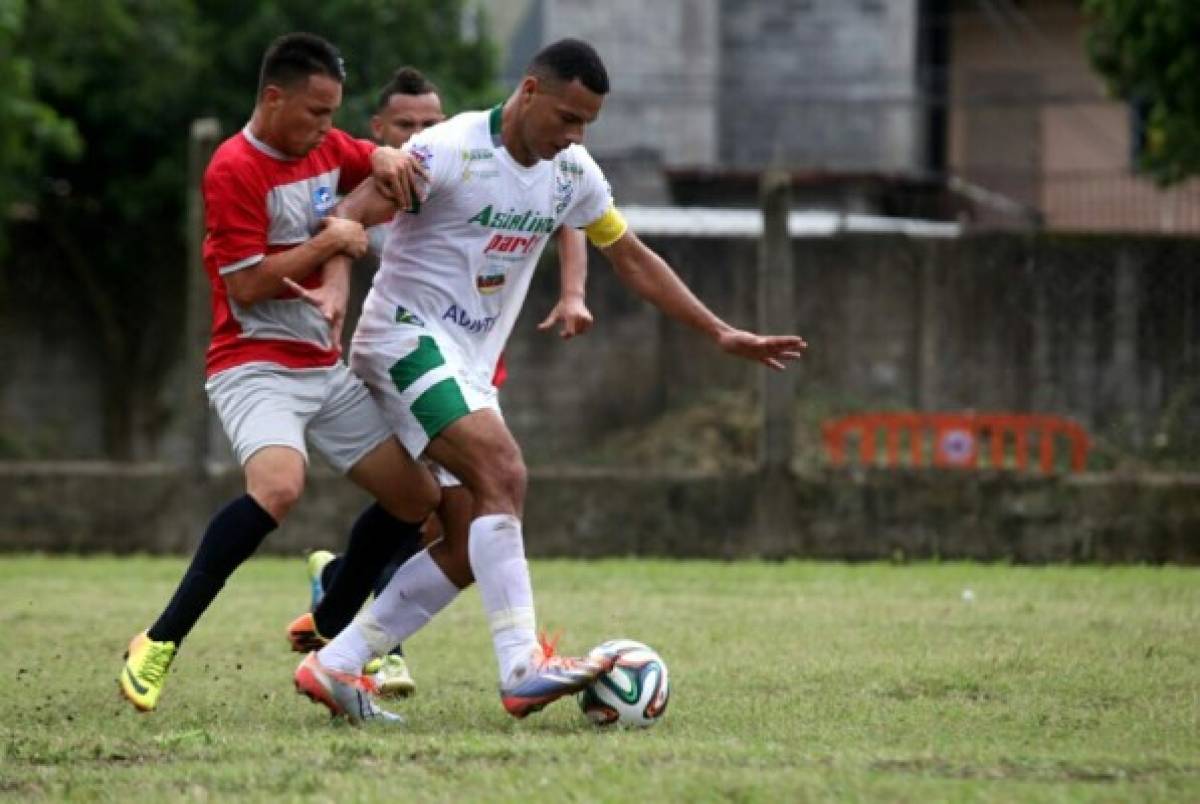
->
[[499, 633, 618, 719]]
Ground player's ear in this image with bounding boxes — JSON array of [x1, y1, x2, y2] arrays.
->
[[519, 76, 539, 104], [261, 83, 285, 109], [370, 115, 384, 141]]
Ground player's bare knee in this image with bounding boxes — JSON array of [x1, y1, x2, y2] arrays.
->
[[474, 448, 526, 512], [500, 454, 527, 506], [248, 476, 304, 522]]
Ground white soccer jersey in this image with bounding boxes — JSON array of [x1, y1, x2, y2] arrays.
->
[[359, 107, 612, 382]]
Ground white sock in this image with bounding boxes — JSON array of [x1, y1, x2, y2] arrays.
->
[[468, 513, 538, 687], [316, 620, 373, 675], [318, 548, 458, 674]]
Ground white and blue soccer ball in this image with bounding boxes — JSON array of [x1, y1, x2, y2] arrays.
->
[[578, 639, 669, 728]]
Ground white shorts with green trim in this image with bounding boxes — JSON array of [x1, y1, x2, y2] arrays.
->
[[349, 324, 500, 465]]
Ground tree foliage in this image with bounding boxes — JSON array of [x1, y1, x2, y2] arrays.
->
[[0, 0, 81, 259], [1085, 0, 1200, 184], [3, 0, 498, 458]]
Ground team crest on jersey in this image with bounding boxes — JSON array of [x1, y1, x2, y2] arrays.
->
[[409, 144, 433, 170], [394, 304, 425, 327], [312, 185, 335, 215], [476, 269, 506, 295], [553, 172, 574, 216], [558, 159, 584, 176]]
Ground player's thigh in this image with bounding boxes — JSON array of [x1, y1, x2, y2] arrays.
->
[[424, 409, 526, 506], [346, 436, 439, 522], [206, 363, 321, 468]]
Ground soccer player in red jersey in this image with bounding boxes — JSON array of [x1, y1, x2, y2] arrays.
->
[[118, 33, 436, 720]]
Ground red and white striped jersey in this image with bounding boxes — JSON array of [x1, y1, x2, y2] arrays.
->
[[202, 126, 375, 376]]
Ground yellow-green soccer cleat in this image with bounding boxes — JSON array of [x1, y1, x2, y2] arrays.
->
[[368, 654, 416, 698], [119, 632, 177, 712], [307, 550, 335, 610]]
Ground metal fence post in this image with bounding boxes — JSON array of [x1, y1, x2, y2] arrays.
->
[[754, 169, 799, 554], [1113, 246, 1142, 448], [758, 169, 796, 471], [184, 118, 221, 476]]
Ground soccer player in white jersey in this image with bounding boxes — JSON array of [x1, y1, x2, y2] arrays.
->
[[301, 66, 593, 700], [290, 38, 806, 723]]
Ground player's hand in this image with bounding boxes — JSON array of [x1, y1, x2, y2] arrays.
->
[[320, 216, 368, 259], [370, 146, 429, 211], [537, 296, 594, 340], [716, 328, 807, 370], [283, 277, 348, 351]]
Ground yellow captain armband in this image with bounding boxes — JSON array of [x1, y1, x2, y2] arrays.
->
[[584, 205, 628, 248]]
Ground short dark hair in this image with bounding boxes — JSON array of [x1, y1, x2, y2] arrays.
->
[[375, 66, 440, 112], [258, 32, 345, 96], [526, 38, 609, 95]]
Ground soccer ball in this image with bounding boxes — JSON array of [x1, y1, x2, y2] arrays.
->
[[578, 639, 669, 728]]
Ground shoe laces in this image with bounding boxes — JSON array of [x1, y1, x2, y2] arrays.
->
[[139, 641, 175, 685], [535, 630, 589, 671], [537, 629, 562, 659], [317, 656, 378, 694]]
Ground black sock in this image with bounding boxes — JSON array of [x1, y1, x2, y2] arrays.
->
[[148, 495, 277, 644], [313, 503, 423, 638]]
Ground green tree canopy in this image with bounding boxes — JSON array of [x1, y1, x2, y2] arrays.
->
[[0, 0, 81, 259], [1085, 0, 1200, 185], [4, 0, 498, 458]]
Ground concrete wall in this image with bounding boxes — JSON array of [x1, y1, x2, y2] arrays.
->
[[1, 462, 1196, 563], [719, 0, 924, 171], [501, 232, 1199, 459], [488, 0, 925, 174], [3, 232, 1198, 462], [538, 0, 720, 169]]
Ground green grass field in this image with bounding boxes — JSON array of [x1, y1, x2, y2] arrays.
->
[[1, 556, 1197, 802]]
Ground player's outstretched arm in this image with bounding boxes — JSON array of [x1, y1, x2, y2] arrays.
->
[[601, 230, 807, 371], [334, 175, 407, 229], [538, 227, 593, 340]]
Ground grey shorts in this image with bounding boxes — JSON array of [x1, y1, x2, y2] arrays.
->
[[205, 362, 393, 474]]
